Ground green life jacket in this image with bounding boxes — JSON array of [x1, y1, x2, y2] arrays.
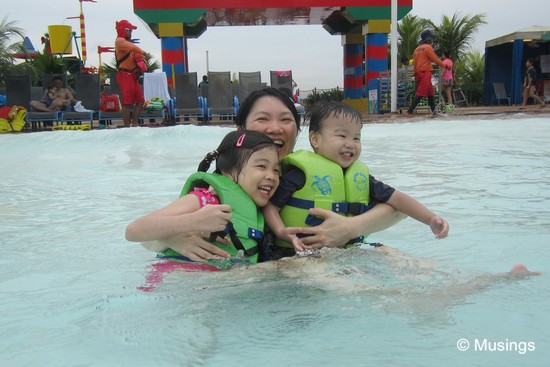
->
[[277, 150, 370, 248], [161, 172, 264, 263]]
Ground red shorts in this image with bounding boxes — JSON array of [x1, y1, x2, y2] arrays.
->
[[414, 71, 435, 97], [116, 71, 144, 105]]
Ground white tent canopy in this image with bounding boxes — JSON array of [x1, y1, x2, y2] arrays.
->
[[485, 25, 550, 48]]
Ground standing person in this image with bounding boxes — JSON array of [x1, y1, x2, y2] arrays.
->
[[142, 88, 404, 261], [520, 58, 545, 110], [263, 101, 448, 256], [198, 75, 208, 88], [441, 50, 454, 105], [29, 75, 76, 112], [406, 30, 450, 116], [114, 19, 148, 127], [126, 130, 280, 267]]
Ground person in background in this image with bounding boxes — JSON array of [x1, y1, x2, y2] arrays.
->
[[263, 101, 449, 256], [126, 130, 280, 267], [519, 58, 545, 110], [29, 75, 76, 112], [115, 19, 148, 127], [406, 30, 450, 116], [147, 88, 404, 261], [441, 50, 454, 105]]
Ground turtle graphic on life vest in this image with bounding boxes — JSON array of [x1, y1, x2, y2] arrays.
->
[[354, 172, 369, 192], [311, 175, 333, 195]]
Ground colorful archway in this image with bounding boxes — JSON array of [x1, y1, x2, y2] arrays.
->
[[133, 0, 412, 108]]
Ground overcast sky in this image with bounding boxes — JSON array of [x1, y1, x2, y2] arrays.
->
[[5, 0, 550, 90]]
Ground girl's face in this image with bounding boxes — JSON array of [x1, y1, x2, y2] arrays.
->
[[235, 146, 280, 207], [244, 96, 298, 158], [310, 114, 362, 169]]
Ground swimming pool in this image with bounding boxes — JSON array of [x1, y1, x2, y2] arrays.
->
[[1, 115, 548, 366]]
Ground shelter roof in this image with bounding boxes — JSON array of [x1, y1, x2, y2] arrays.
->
[[133, 0, 412, 38], [485, 25, 550, 48]]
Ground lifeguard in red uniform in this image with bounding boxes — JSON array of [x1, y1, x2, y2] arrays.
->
[[115, 19, 148, 127]]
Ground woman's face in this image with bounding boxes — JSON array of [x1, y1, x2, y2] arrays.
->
[[244, 96, 298, 158]]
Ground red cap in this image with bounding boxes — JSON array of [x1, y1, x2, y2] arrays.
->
[[116, 20, 137, 38]]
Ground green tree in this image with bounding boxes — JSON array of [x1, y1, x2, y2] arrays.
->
[[397, 14, 430, 62], [455, 50, 485, 105], [0, 16, 26, 86], [428, 12, 487, 61]]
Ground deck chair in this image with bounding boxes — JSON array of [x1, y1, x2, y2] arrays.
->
[[452, 87, 468, 107], [270, 70, 293, 98], [6, 75, 58, 130], [238, 71, 262, 103], [491, 82, 511, 106], [207, 71, 237, 120], [60, 74, 100, 127], [173, 73, 206, 123], [42, 73, 68, 89]]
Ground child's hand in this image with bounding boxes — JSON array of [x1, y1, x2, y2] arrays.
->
[[284, 231, 312, 253], [429, 216, 449, 239]]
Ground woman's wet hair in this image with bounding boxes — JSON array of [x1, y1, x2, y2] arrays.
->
[[307, 101, 363, 133], [235, 87, 301, 132], [198, 130, 277, 176]]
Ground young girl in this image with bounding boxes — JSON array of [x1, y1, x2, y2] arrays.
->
[[441, 50, 454, 105], [125, 130, 280, 267]]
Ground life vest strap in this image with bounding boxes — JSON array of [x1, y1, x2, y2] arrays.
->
[[209, 221, 262, 257], [287, 197, 368, 216]]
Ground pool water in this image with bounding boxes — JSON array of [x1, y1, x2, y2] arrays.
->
[[1, 115, 549, 366]]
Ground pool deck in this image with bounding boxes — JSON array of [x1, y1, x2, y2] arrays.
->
[[363, 104, 550, 124], [16, 104, 549, 132]]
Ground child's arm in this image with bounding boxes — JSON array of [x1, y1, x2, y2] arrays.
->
[[386, 190, 449, 239], [263, 202, 308, 252], [125, 194, 232, 242]]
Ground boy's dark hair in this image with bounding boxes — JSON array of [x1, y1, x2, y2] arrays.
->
[[235, 87, 301, 132], [198, 130, 277, 176], [307, 101, 363, 133]]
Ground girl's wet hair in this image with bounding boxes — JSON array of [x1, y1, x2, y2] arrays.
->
[[307, 101, 363, 133], [235, 87, 301, 132], [198, 130, 277, 175]]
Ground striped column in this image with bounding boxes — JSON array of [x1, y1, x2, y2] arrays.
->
[[159, 23, 186, 87], [365, 33, 388, 85], [343, 44, 364, 99], [80, 14, 87, 62], [342, 30, 365, 100]]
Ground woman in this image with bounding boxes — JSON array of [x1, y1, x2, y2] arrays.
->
[[157, 88, 404, 261]]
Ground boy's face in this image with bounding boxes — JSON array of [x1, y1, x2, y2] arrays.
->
[[309, 114, 362, 169]]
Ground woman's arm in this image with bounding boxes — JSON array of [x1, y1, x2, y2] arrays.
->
[[287, 203, 406, 248], [125, 195, 232, 242]]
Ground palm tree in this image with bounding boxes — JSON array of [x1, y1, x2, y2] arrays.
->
[[0, 16, 26, 86], [428, 12, 487, 61], [455, 50, 485, 105], [396, 14, 431, 62]]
